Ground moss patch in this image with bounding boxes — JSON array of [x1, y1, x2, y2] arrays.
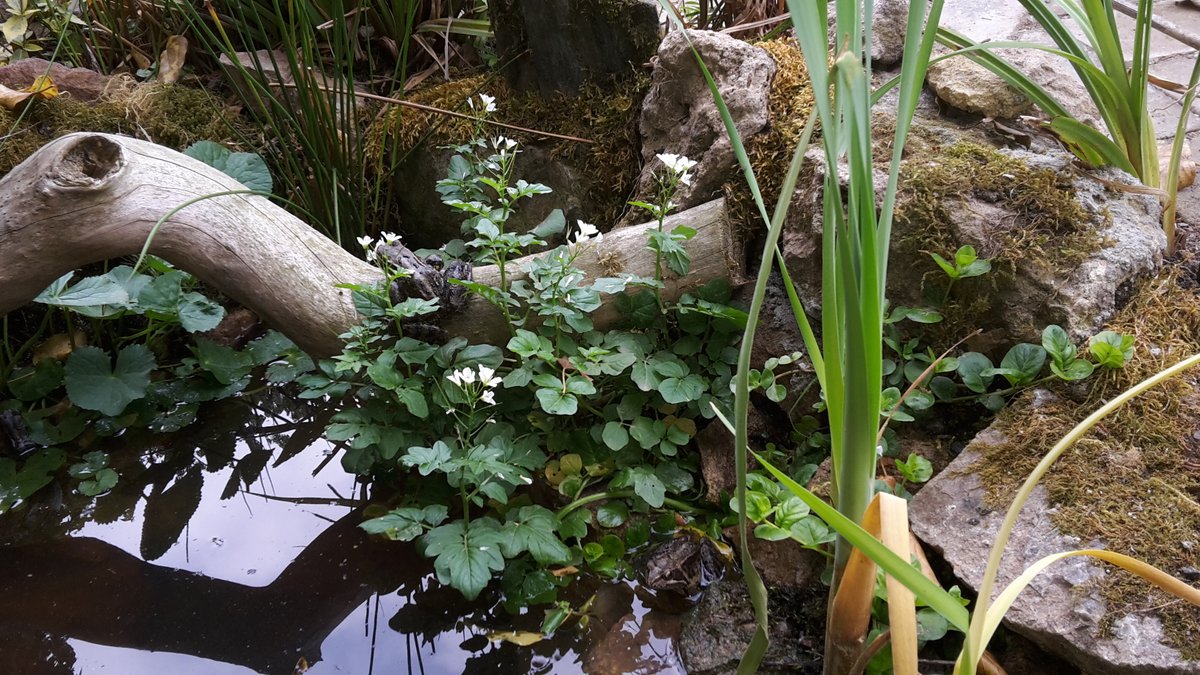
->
[[973, 272, 1200, 658], [364, 70, 648, 228], [721, 38, 815, 238], [0, 81, 239, 176]]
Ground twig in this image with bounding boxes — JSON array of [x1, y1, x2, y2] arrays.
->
[[278, 82, 596, 144]]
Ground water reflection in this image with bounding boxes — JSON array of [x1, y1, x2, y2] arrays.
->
[[0, 390, 683, 674]]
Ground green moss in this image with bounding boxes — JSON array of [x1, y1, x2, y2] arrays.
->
[[721, 38, 815, 238], [973, 273, 1200, 659], [0, 82, 240, 177], [365, 69, 648, 227]]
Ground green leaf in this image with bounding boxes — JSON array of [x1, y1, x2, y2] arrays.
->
[[602, 421, 629, 450], [402, 441, 453, 476], [754, 523, 791, 541], [917, 607, 950, 642], [1051, 358, 1094, 381], [501, 506, 571, 565], [184, 140, 273, 192], [508, 329, 548, 358], [596, 501, 628, 528], [773, 496, 811, 530], [659, 374, 705, 404], [64, 345, 155, 416], [621, 466, 665, 508], [531, 209, 566, 238], [998, 343, 1047, 386], [422, 520, 505, 600], [954, 245, 978, 268], [927, 251, 959, 279], [559, 508, 590, 540], [7, 359, 65, 401], [957, 352, 995, 393], [1090, 331, 1134, 368], [629, 416, 664, 449], [34, 272, 129, 309], [79, 468, 118, 496], [176, 292, 225, 333], [536, 388, 578, 415], [1042, 324, 1075, 366], [191, 339, 254, 385], [655, 462, 693, 493], [789, 516, 835, 547], [896, 453, 933, 484], [929, 375, 957, 401]]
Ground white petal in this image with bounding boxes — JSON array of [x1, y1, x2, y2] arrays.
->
[[356, 235, 374, 249]]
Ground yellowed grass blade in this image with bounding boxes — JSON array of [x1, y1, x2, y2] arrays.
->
[[971, 549, 1200, 669], [830, 493, 919, 675]]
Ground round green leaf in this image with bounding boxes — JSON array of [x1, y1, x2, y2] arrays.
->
[[64, 345, 155, 416]]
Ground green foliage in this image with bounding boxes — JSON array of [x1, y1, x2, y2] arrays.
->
[[183, 141, 273, 193]]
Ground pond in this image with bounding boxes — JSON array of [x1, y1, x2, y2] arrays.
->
[[0, 391, 686, 675]]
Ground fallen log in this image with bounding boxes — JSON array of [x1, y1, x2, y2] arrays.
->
[[0, 133, 740, 356]]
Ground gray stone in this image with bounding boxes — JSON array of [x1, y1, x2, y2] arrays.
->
[[635, 30, 775, 213], [910, 418, 1200, 674], [488, 0, 660, 98], [872, 0, 912, 66], [925, 56, 1032, 119]]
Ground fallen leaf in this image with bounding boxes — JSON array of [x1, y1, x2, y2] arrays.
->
[[487, 630, 545, 646], [550, 565, 579, 577], [1160, 141, 1196, 190], [26, 75, 57, 99], [33, 333, 87, 364], [0, 83, 33, 110], [157, 35, 188, 84]]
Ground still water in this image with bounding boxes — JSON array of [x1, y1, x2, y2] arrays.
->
[[0, 392, 684, 675]]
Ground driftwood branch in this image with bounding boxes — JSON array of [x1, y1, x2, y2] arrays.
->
[[0, 133, 740, 356]]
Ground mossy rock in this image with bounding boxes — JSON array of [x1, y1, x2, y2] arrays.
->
[[911, 273, 1200, 672], [363, 71, 647, 247]]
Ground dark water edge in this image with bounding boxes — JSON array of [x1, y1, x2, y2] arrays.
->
[[0, 390, 684, 675]]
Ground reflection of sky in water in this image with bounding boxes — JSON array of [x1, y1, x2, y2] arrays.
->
[[6, 394, 679, 675], [40, 412, 591, 674], [75, 436, 356, 586]]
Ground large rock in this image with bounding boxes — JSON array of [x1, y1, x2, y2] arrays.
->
[[0, 58, 109, 102], [781, 109, 1165, 347], [871, 0, 913, 66], [925, 57, 1032, 119], [489, 0, 660, 98], [635, 30, 775, 213], [910, 393, 1200, 674]]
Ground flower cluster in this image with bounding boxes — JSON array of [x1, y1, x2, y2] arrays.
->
[[446, 365, 501, 405], [356, 232, 403, 265], [656, 153, 697, 186]]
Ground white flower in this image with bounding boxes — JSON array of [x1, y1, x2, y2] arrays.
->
[[481, 389, 496, 405], [479, 93, 497, 113], [457, 367, 476, 385], [570, 221, 603, 246], [446, 370, 464, 387], [380, 231, 401, 245], [477, 365, 500, 388], [356, 235, 374, 250], [657, 152, 697, 175], [493, 136, 518, 152]]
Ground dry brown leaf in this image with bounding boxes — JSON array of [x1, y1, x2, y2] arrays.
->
[[1160, 141, 1196, 190], [0, 83, 33, 110], [33, 333, 87, 364], [549, 565, 579, 578], [157, 35, 188, 84]]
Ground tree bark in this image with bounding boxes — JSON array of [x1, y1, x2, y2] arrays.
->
[[0, 133, 740, 357]]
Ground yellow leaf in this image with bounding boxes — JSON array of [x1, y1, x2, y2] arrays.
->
[[25, 75, 57, 99], [486, 631, 544, 646], [33, 332, 86, 364]]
